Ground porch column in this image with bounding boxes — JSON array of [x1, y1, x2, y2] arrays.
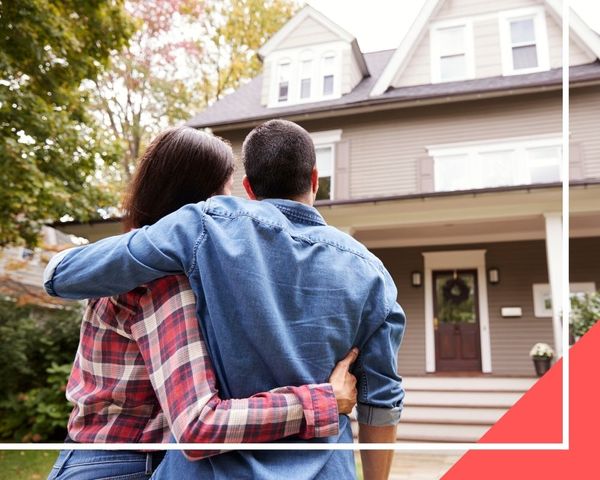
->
[[543, 212, 563, 358]]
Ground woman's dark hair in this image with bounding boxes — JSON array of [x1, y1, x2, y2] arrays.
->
[[123, 126, 234, 230]]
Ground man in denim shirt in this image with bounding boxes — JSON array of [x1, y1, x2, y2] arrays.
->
[[44, 120, 406, 480]]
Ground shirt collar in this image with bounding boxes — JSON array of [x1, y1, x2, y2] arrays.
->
[[262, 198, 327, 226]]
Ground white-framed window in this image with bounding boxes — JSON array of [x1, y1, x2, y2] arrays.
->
[[428, 135, 562, 192], [499, 7, 550, 75], [311, 129, 342, 201], [322, 53, 336, 96], [300, 53, 313, 100], [267, 43, 344, 107], [277, 60, 291, 103], [430, 20, 474, 83], [533, 282, 596, 318]]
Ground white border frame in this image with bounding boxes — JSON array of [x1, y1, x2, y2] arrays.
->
[[499, 6, 551, 76], [6, 1, 571, 457], [422, 250, 492, 374]]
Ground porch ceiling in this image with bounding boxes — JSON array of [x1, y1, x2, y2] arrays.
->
[[319, 185, 599, 247], [353, 216, 548, 248]]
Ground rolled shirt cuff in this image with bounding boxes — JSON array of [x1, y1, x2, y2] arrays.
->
[[356, 403, 402, 426], [43, 247, 81, 297], [292, 383, 339, 439]]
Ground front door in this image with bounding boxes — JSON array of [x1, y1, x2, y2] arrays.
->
[[433, 270, 482, 372]]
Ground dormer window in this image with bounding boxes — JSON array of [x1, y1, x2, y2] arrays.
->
[[278, 61, 290, 102], [509, 19, 537, 69], [300, 55, 313, 99], [430, 21, 474, 83], [499, 7, 549, 75], [267, 45, 344, 107], [322, 54, 335, 96]]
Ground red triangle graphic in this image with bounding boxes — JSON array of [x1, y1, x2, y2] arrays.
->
[[441, 320, 600, 479]]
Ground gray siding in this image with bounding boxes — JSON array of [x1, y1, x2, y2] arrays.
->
[[215, 87, 598, 201], [343, 47, 363, 95], [277, 16, 340, 50], [436, 0, 541, 18], [571, 237, 600, 289], [571, 86, 600, 179], [300, 92, 563, 199], [260, 60, 272, 106]]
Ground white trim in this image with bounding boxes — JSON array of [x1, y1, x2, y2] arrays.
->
[[310, 129, 342, 145], [533, 281, 596, 318], [311, 130, 341, 201], [422, 250, 492, 374], [429, 18, 475, 83], [426, 132, 562, 152], [544, 0, 600, 59], [429, 135, 562, 192], [370, 0, 443, 96], [267, 42, 346, 108], [359, 225, 600, 249], [498, 6, 550, 76], [258, 5, 354, 58], [543, 213, 563, 358]]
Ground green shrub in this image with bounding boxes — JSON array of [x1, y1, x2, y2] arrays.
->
[[570, 292, 600, 341], [0, 298, 82, 442]]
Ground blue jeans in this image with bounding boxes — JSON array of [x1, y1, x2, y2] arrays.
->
[[47, 450, 165, 480]]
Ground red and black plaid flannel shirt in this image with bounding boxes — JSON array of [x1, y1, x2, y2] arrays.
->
[[66, 275, 339, 459]]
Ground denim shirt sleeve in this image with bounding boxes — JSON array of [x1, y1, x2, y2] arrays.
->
[[44, 203, 206, 299], [355, 299, 406, 426]]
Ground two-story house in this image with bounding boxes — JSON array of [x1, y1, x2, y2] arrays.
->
[[56, 0, 600, 441]]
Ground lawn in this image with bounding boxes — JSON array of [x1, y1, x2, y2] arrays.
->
[[0, 449, 363, 479], [0, 450, 56, 480]]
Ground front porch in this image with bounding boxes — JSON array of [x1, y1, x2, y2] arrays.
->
[[319, 183, 600, 377]]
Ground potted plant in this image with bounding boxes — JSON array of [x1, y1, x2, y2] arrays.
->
[[529, 343, 554, 377]]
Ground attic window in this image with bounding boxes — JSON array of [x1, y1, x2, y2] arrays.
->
[[322, 54, 335, 96], [499, 7, 549, 75], [509, 18, 538, 69], [430, 21, 474, 83], [278, 61, 290, 102], [300, 58, 312, 99], [267, 45, 343, 107]]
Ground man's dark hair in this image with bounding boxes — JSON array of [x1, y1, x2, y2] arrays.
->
[[242, 119, 316, 199]]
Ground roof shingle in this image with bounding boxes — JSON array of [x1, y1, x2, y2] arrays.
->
[[187, 54, 600, 129]]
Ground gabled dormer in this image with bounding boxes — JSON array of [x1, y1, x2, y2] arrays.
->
[[371, 0, 600, 95], [258, 5, 369, 108]]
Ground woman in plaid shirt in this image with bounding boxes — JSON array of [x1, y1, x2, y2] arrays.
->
[[47, 127, 358, 480]]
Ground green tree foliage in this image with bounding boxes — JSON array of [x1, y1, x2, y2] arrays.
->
[[0, 0, 133, 246], [198, 0, 299, 103], [570, 292, 600, 340], [91, 0, 298, 182], [0, 298, 82, 441]]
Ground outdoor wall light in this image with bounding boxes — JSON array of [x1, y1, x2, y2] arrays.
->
[[488, 267, 500, 285], [411, 271, 422, 287]]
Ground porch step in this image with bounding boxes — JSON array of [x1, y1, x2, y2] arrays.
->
[[404, 390, 524, 408], [395, 423, 491, 443], [400, 406, 506, 425], [390, 377, 531, 442], [403, 376, 536, 392], [350, 420, 489, 443]]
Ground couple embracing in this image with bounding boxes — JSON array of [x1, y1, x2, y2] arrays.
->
[[44, 120, 406, 480]]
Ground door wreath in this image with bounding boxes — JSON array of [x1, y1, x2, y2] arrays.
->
[[442, 277, 470, 304]]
